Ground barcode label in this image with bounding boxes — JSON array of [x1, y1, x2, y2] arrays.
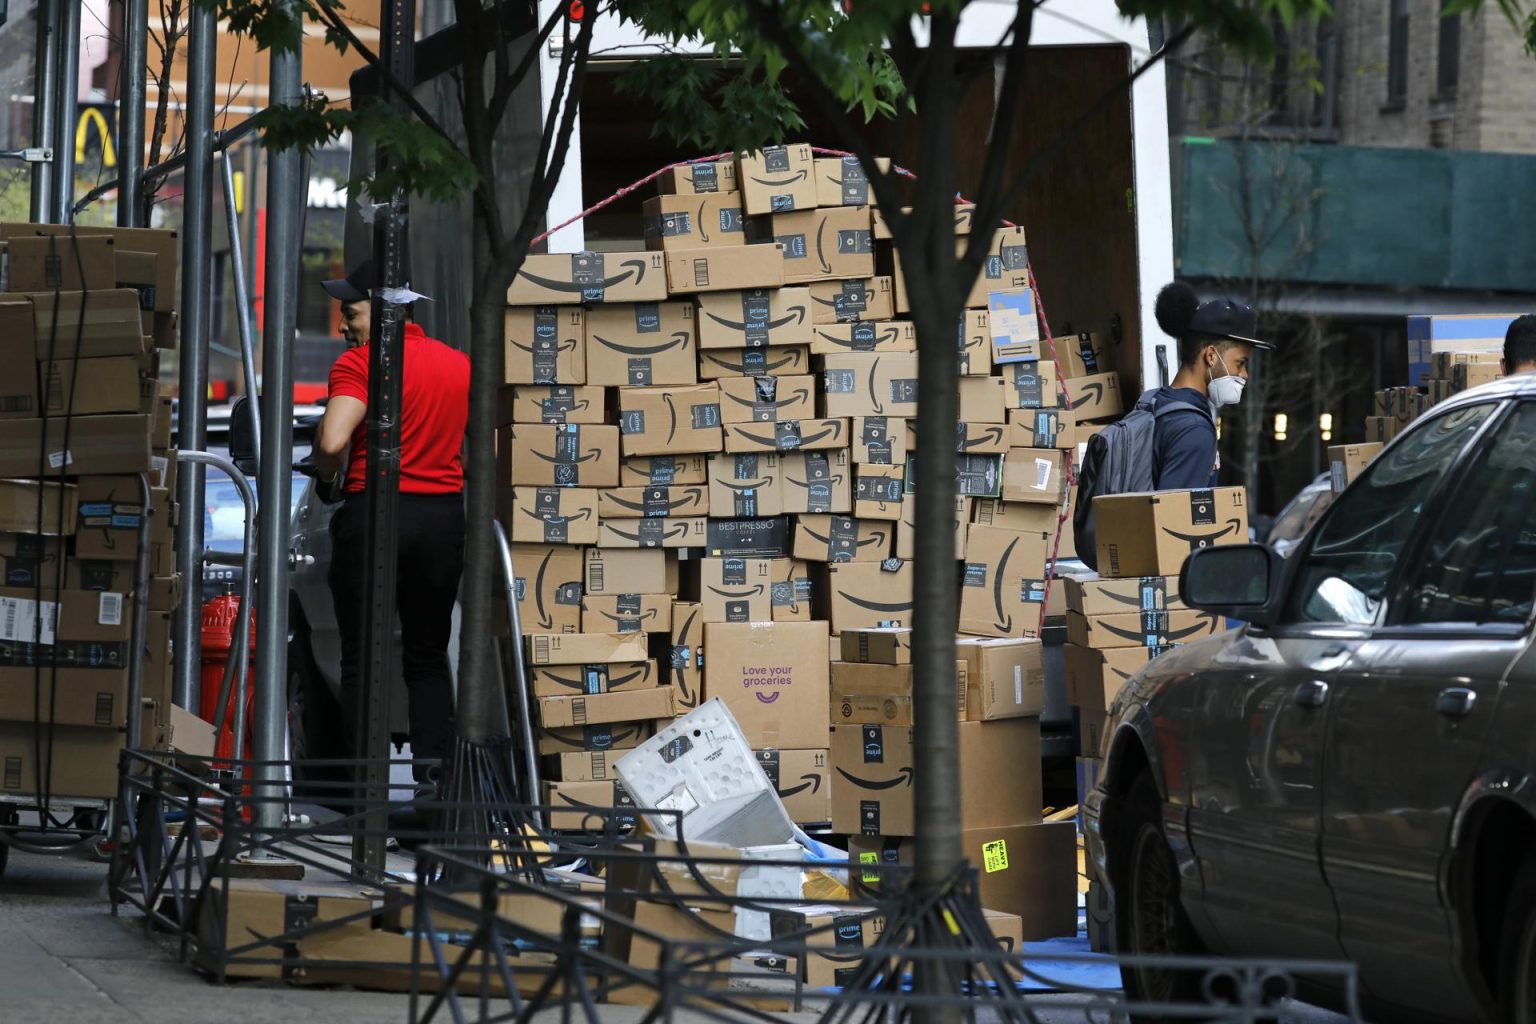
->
[[533, 635, 552, 663], [0, 596, 56, 645], [1034, 458, 1053, 491], [98, 592, 123, 627], [48, 450, 72, 469]]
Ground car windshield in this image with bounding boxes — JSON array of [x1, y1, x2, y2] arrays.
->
[[205, 472, 310, 552], [1269, 484, 1330, 543]]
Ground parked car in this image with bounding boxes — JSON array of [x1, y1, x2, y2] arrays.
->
[[1084, 375, 1536, 1023], [1261, 472, 1336, 558]]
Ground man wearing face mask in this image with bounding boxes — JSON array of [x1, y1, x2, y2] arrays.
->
[[1146, 282, 1274, 489]]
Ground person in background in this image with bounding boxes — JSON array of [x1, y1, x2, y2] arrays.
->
[[1145, 281, 1274, 489], [1502, 314, 1536, 376], [312, 260, 470, 788]]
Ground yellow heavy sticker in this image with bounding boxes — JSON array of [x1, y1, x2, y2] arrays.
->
[[982, 839, 1009, 873]]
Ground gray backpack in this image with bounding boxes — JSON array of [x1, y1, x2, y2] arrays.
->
[[1072, 391, 1213, 570]]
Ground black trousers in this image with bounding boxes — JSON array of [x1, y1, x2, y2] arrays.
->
[[328, 492, 464, 783]]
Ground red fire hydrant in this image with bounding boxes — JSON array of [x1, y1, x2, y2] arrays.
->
[[200, 591, 257, 764]]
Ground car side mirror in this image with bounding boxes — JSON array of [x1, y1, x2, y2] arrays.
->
[[228, 396, 258, 477], [1180, 544, 1282, 626]]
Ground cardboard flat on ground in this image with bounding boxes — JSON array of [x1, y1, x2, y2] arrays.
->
[[1093, 487, 1249, 578], [702, 621, 831, 749], [507, 251, 668, 305]]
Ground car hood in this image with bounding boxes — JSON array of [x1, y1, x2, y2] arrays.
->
[[1109, 625, 1249, 720]]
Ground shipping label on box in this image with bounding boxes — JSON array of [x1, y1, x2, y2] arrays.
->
[[781, 450, 852, 515], [956, 637, 1045, 720], [958, 310, 993, 376], [810, 320, 915, 355], [794, 515, 894, 563], [1001, 361, 1058, 411], [1064, 574, 1182, 617], [756, 748, 831, 826], [737, 144, 817, 216], [580, 595, 673, 636], [1002, 448, 1064, 505], [658, 159, 738, 195], [509, 385, 605, 424], [831, 724, 915, 836], [826, 560, 913, 631], [821, 353, 918, 419], [771, 207, 875, 283], [617, 383, 722, 456], [511, 543, 585, 633], [852, 417, 911, 466], [597, 517, 707, 549], [504, 306, 585, 385], [666, 244, 786, 294], [505, 424, 620, 487], [1066, 608, 1223, 649], [620, 455, 708, 487], [539, 687, 676, 729], [970, 229, 1032, 309], [508, 251, 668, 305], [642, 193, 746, 251], [709, 453, 784, 518], [1065, 372, 1123, 423], [1053, 331, 1115, 380], [853, 466, 905, 522], [599, 485, 709, 519], [956, 423, 1010, 455], [533, 659, 659, 698], [718, 374, 816, 424], [771, 559, 814, 622], [698, 344, 809, 379], [808, 277, 894, 324], [958, 525, 1051, 638], [699, 556, 775, 623], [509, 486, 600, 545], [1094, 487, 1248, 578], [696, 288, 813, 349], [705, 516, 792, 557], [585, 302, 698, 387], [723, 417, 848, 453], [814, 156, 872, 207], [668, 602, 704, 710], [702, 621, 830, 748], [584, 548, 677, 596]]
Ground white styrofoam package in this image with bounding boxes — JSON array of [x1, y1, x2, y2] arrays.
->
[[615, 698, 797, 849]]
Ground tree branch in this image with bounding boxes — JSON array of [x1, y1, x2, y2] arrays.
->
[[490, 0, 568, 127], [965, 0, 1037, 265]]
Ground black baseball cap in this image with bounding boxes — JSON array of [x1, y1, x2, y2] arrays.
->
[[1188, 297, 1274, 350], [321, 260, 373, 304]]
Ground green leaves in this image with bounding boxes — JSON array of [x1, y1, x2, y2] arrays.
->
[[1117, 0, 1332, 61], [192, 0, 350, 54]]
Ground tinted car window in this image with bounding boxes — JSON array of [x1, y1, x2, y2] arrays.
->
[[1399, 401, 1536, 627], [1287, 403, 1495, 625]]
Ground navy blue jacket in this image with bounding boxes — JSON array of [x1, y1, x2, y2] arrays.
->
[[1149, 386, 1218, 489]]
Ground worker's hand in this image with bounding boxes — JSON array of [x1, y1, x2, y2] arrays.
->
[[295, 456, 347, 505]]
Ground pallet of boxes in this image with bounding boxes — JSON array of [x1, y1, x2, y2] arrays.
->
[[0, 224, 197, 806], [496, 144, 1089, 982]]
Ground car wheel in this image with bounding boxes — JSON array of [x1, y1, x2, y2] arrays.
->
[[1498, 853, 1536, 1023], [1117, 772, 1207, 1021]]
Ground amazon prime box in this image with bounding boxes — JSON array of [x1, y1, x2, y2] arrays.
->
[[771, 206, 875, 283], [642, 193, 747, 251], [852, 417, 912, 466], [599, 485, 709, 519], [709, 453, 784, 518], [508, 251, 668, 305], [597, 517, 707, 549], [1093, 487, 1248, 579], [617, 383, 722, 457], [703, 621, 830, 749], [1066, 608, 1223, 651], [771, 558, 815, 623], [736, 144, 817, 216], [619, 455, 709, 487], [585, 302, 697, 387], [824, 560, 913, 632], [501, 424, 620, 488], [808, 277, 895, 324], [810, 320, 916, 355], [722, 417, 849, 454], [668, 602, 705, 712], [1064, 372, 1122, 423], [780, 450, 852, 515], [852, 465, 905, 522], [580, 596, 673, 636], [657, 158, 739, 196], [508, 385, 606, 424], [1063, 574, 1183, 617], [695, 288, 813, 350], [957, 525, 1051, 639], [510, 543, 585, 634], [1000, 360, 1058, 411], [507, 486, 600, 545], [698, 344, 810, 380], [793, 515, 893, 564], [1053, 331, 1116, 380], [695, 556, 775, 624], [504, 306, 585, 385], [958, 310, 993, 376], [813, 155, 875, 208], [533, 659, 659, 699], [718, 375, 817, 424], [820, 353, 918, 419], [1001, 448, 1064, 505], [755, 748, 830, 827]]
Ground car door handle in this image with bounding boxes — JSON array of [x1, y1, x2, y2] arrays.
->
[[1436, 687, 1477, 719], [1294, 679, 1329, 708]]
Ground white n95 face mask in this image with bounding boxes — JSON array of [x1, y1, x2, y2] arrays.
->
[[1208, 351, 1246, 408]]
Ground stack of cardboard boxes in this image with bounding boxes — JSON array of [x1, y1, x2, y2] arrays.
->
[[0, 225, 186, 800]]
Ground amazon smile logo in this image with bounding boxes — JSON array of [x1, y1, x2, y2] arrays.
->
[[519, 507, 592, 524], [836, 591, 913, 614], [517, 257, 648, 294], [707, 584, 766, 599], [704, 351, 800, 373], [539, 664, 654, 691], [723, 388, 811, 411], [960, 427, 1005, 451], [749, 169, 808, 188], [606, 522, 690, 544], [532, 447, 602, 465], [591, 331, 690, 356], [704, 307, 806, 334], [1071, 382, 1106, 409], [817, 327, 899, 350], [1162, 519, 1244, 548], [533, 550, 555, 629], [804, 526, 888, 548], [775, 773, 823, 798], [606, 491, 702, 513], [990, 536, 1019, 632], [733, 422, 841, 448], [510, 338, 578, 355], [835, 766, 914, 790], [717, 479, 771, 494]]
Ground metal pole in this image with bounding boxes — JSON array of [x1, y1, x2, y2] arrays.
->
[[117, 0, 149, 226], [355, 0, 415, 877], [253, 13, 302, 838], [222, 154, 261, 462], [493, 521, 541, 822], [50, 0, 80, 223], [171, 4, 217, 712], [30, 0, 58, 221]]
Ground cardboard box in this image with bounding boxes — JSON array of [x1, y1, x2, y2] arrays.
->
[[668, 602, 705, 711], [813, 156, 874, 207], [558, 749, 625, 782], [955, 637, 1045, 720], [7, 224, 179, 312], [620, 455, 708, 486], [825, 560, 913, 631], [695, 288, 814, 349], [698, 345, 810, 379], [531, 660, 660, 698], [0, 303, 37, 417], [1066, 609, 1223, 649], [666, 245, 786, 294], [737, 144, 817, 215], [507, 251, 669, 305], [723, 417, 849, 453], [6, 234, 116, 292], [539, 687, 676, 729], [769, 906, 883, 988], [1053, 331, 1115, 379], [1002, 448, 1065, 505], [74, 476, 171, 559], [502, 424, 620, 488], [0, 721, 123, 799], [0, 414, 152, 477], [1000, 360, 1058, 411], [872, 202, 975, 240], [507, 487, 600, 545], [957, 310, 993, 376], [770, 558, 814, 622], [617, 383, 722, 457], [1094, 487, 1249, 578], [771, 207, 874, 282], [599, 485, 709, 519], [596, 517, 707, 549], [113, 248, 162, 323], [895, 491, 970, 563], [972, 498, 1059, 535], [657, 159, 738, 195], [955, 376, 1009, 425], [0, 480, 77, 536], [584, 547, 677, 596], [1406, 312, 1515, 384], [821, 353, 918, 419], [1009, 407, 1078, 452], [956, 422, 1011, 455], [808, 277, 894, 324], [1064, 575, 1182, 617], [1065, 372, 1123, 423], [580, 595, 673, 635], [891, 228, 1028, 313], [756, 748, 831, 825], [545, 780, 639, 830], [510, 543, 584, 634], [839, 628, 911, 665], [958, 526, 1051, 638], [0, 534, 66, 588], [1063, 643, 1169, 712], [527, 632, 650, 667], [704, 516, 793, 557], [642, 193, 747, 251], [508, 385, 605, 424], [697, 556, 775, 623], [852, 417, 911, 466], [709, 453, 783, 518], [718, 374, 816, 424], [962, 822, 1079, 940], [1328, 442, 1384, 493], [794, 515, 894, 563], [853, 466, 905, 521], [703, 621, 831, 749], [946, 453, 1006, 498], [584, 302, 698, 387], [503, 306, 585, 385], [988, 289, 1042, 363], [538, 721, 657, 756], [832, 674, 914, 727], [780, 450, 852, 515], [809, 320, 915, 355]]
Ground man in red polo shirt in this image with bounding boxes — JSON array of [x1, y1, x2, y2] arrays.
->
[[313, 261, 470, 783]]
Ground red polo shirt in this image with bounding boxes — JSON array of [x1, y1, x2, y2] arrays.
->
[[327, 323, 470, 495]]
